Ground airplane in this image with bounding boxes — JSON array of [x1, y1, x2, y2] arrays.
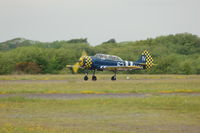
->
[[66, 50, 155, 81]]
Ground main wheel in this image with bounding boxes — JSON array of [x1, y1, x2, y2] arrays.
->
[[111, 76, 116, 81], [84, 76, 89, 81], [92, 76, 97, 81]]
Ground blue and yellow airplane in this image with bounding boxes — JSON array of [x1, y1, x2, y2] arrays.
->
[[67, 50, 155, 81]]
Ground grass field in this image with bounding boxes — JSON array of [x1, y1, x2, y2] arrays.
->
[[0, 74, 200, 94], [0, 74, 200, 133]]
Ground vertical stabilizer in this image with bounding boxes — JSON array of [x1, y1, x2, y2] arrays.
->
[[137, 50, 154, 69]]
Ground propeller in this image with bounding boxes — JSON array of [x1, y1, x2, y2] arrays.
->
[[72, 50, 88, 73]]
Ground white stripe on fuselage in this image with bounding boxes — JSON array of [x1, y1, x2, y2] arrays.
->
[[130, 61, 133, 66], [125, 61, 128, 66]]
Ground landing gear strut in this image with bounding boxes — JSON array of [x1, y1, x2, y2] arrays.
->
[[92, 70, 97, 81], [84, 70, 89, 81], [111, 70, 117, 81], [83, 70, 97, 81]]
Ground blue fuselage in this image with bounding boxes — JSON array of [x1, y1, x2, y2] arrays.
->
[[90, 57, 143, 70]]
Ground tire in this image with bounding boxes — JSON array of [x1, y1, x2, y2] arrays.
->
[[111, 76, 116, 81], [84, 76, 88, 81], [92, 76, 97, 81]]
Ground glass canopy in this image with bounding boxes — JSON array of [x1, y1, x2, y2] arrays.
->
[[94, 54, 123, 61]]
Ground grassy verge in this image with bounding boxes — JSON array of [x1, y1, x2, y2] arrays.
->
[[0, 95, 200, 133], [0, 75, 200, 133], [0, 74, 199, 80], [0, 75, 200, 94]]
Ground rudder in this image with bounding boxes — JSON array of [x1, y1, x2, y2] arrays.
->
[[137, 50, 154, 69]]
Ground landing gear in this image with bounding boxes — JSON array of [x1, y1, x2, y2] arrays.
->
[[84, 75, 89, 81], [92, 75, 97, 81], [83, 69, 97, 81], [111, 70, 117, 81], [92, 70, 97, 81], [84, 70, 89, 81], [83, 69, 117, 81], [111, 76, 116, 80]]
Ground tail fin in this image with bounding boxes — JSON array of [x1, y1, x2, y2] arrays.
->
[[137, 50, 154, 69]]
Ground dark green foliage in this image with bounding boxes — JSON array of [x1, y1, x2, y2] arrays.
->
[[102, 38, 116, 44], [0, 38, 40, 51], [0, 52, 15, 74], [0, 33, 199, 74], [66, 38, 88, 44]]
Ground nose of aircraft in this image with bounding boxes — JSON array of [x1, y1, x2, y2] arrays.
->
[[71, 50, 89, 73], [78, 56, 92, 69]]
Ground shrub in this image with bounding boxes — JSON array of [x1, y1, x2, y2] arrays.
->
[[15, 62, 41, 74]]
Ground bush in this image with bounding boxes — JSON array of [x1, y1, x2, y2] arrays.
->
[[15, 62, 41, 74]]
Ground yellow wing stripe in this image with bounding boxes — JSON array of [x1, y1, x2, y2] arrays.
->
[[104, 66, 142, 71]]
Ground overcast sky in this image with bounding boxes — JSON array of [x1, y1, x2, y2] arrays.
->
[[0, 0, 199, 45]]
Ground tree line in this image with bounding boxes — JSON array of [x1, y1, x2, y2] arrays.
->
[[0, 33, 199, 75]]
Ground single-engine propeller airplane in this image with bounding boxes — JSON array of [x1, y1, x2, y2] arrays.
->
[[66, 50, 155, 81]]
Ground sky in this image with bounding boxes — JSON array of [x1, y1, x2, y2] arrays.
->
[[0, 0, 199, 45]]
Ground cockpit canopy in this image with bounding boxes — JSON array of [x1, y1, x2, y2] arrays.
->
[[94, 54, 123, 61]]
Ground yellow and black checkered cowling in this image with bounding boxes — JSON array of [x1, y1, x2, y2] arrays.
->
[[83, 56, 93, 69], [142, 50, 154, 69]]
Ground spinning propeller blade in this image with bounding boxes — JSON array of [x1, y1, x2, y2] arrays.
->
[[82, 50, 87, 56], [72, 50, 88, 73], [72, 62, 80, 73]]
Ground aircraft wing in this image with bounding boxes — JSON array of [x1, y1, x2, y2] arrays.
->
[[66, 65, 83, 69], [102, 66, 143, 71], [66, 65, 75, 68], [66, 65, 84, 73]]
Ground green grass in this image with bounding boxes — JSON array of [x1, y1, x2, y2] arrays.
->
[[0, 74, 200, 133], [0, 74, 200, 94], [0, 74, 199, 80], [0, 96, 200, 133]]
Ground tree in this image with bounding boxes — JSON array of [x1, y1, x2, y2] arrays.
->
[[102, 39, 116, 44]]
